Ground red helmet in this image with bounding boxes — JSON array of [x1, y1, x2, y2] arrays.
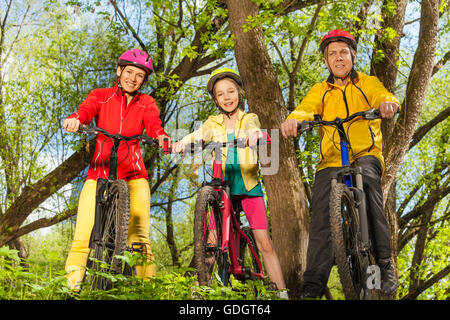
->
[[118, 49, 153, 75], [320, 29, 357, 53]]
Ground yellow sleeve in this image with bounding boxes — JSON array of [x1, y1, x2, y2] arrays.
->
[[286, 83, 324, 122], [180, 118, 215, 144], [364, 75, 400, 109], [243, 113, 261, 136]]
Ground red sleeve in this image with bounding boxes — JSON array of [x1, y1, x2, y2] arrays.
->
[[143, 97, 167, 138], [66, 89, 101, 124]]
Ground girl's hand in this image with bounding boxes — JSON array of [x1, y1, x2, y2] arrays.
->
[[172, 141, 186, 153], [63, 118, 81, 133], [246, 131, 264, 147]]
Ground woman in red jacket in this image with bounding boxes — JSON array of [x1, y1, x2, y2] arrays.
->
[[63, 49, 171, 291]]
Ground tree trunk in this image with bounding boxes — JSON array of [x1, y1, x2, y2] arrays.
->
[[370, 0, 440, 300], [165, 167, 181, 267], [371, 0, 407, 145], [226, 0, 309, 297], [382, 0, 441, 202]]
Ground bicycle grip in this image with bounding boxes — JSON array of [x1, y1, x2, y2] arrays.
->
[[163, 137, 170, 154], [260, 130, 271, 145]]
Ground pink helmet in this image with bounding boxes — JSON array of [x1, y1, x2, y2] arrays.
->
[[118, 49, 153, 75]]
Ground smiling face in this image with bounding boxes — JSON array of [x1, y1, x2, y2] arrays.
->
[[213, 78, 240, 114], [324, 41, 356, 81], [116, 65, 147, 93]]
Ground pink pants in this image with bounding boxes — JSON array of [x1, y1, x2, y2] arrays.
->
[[209, 195, 269, 230]]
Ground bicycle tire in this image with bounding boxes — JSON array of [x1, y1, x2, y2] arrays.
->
[[236, 226, 262, 282], [329, 182, 371, 300], [90, 179, 130, 290], [193, 185, 226, 286]]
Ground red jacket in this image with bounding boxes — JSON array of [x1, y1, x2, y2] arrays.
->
[[68, 84, 167, 181]]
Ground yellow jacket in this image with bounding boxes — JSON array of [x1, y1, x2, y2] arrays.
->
[[180, 109, 261, 191], [287, 71, 399, 172]]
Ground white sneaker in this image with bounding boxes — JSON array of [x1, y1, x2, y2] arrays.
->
[[276, 290, 289, 300]]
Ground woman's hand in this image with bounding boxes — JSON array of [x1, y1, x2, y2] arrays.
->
[[62, 118, 81, 133]]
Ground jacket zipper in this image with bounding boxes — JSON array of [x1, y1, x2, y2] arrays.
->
[[368, 125, 375, 152], [342, 86, 350, 117], [319, 133, 324, 161], [119, 95, 124, 134]]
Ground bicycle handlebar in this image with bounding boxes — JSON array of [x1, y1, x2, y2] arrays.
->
[[78, 124, 167, 151], [297, 108, 398, 135], [179, 131, 271, 154]]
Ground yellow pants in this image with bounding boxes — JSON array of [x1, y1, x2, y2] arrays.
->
[[65, 178, 156, 290]]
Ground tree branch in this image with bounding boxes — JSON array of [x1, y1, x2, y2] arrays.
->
[[432, 50, 450, 76], [409, 106, 450, 150], [109, 0, 148, 52], [401, 264, 450, 300], [13, 207, 77, 239]]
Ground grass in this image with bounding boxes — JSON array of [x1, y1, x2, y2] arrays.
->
[[0, 246, 281, 300]]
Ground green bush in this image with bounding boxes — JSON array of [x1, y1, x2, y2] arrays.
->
[[0, 246, 281, 300]]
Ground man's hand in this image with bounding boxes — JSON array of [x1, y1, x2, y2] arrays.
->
[[62, 118, 81, 133], [281, 119, 300, 138], [379, 102, 399, 119]]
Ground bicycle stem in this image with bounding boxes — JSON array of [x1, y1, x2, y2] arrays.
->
[[108, 139, 121, 180]]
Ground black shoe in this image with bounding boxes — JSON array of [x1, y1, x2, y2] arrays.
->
[[377, 258, 398, 295], [299, 291, 321, 300]]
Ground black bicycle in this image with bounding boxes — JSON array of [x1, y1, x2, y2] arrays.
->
[[78, 124, 166, 290], [298, 108, 390, 300]]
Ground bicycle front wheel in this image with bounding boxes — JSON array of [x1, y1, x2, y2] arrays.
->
[[90, 179, 130, 290], [193, 186, 228, 286], [329, 182, 371, 300]]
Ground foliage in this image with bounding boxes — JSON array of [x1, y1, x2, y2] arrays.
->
[[0, 245, 283, 300], [0, 0, 447, 300]]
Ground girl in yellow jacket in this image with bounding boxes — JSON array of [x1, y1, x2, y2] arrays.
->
[[173, 68, 287, 298]]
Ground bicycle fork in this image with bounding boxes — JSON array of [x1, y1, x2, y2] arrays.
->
[[352, 169, 370, 252]]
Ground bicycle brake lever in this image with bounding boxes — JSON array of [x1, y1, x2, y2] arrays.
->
[[298, 121, 313, 135], [236, 138, 246, 148], [78, 124, 96, 135], [363, 108, 380, 120]]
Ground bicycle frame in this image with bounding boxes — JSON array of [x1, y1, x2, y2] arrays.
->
[[333, 122, 370, 249]]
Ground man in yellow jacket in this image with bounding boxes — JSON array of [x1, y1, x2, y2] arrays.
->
[[281, 29, 399, 298]]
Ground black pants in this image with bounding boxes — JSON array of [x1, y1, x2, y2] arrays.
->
[[301, 156, 392, 297]]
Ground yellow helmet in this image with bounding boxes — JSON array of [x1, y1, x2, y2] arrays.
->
[[206, 67, 243, 95]]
